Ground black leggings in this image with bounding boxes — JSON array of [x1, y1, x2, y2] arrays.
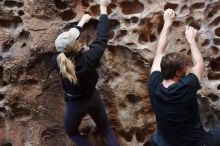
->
[[64, 90, 119, 146], [206, 127, 220, 146]]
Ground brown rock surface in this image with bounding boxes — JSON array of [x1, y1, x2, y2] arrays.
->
[[0, 0, 219, 146]]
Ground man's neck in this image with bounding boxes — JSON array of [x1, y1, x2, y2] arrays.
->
[[162, 77, 180, 88]]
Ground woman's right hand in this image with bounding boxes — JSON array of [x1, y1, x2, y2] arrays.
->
[[81, 14, 92, 24], [77, 14, 92, 28], [100, 0, 111, 7]]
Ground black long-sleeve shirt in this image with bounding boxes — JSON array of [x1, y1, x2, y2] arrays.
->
[[52, 14, 109, 96]]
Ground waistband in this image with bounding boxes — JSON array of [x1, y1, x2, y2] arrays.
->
[[64, 92, 82, 101]]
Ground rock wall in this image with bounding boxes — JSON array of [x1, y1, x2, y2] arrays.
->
[[0, 0, 219, 146]]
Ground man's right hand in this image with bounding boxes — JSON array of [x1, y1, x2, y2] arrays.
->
[[164, 9, 175, 27], [185, 26, 198, 44]]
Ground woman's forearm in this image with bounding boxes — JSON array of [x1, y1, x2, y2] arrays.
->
[[100, 5, 107, 14]]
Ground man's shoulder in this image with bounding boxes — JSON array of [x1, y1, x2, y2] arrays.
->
[[147, 71, 163, 90], [179, 73, 200, 91], [148, 71, 163, 82]]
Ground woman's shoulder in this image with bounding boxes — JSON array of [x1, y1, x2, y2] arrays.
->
[[51, 52, 62, 71], [51, 52, 61, 62]]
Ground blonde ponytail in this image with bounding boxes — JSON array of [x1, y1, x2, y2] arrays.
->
[[57, 53, 78, 84]]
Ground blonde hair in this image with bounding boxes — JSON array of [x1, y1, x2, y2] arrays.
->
[[57, 43, 79, 84]]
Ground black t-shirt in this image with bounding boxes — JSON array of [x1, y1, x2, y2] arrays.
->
[[148, 71, 206, 146], [51, 14, 109, 96]]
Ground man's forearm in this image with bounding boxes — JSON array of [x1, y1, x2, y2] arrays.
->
[[189, 40, 204, 67], [157, 23, 170, 54]]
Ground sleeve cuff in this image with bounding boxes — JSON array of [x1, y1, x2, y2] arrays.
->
[[75, 26, 82, 33]]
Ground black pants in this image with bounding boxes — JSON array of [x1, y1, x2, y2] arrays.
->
[[64, 90, 119, 146], [151, 128, 220, 146], [206, 127, 220, 146]]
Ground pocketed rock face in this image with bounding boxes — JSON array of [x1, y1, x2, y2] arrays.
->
[[0, 0, 219, 146]]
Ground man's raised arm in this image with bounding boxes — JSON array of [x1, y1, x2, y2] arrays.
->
[[150, 9, 175, 73]]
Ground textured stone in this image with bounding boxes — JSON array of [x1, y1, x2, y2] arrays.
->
[[0, 0, 220, 146]]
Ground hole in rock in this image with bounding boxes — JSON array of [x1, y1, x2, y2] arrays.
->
[[0, 94, 5, 101], [190, 21, 201, 30], [149, 34, 157, 42], [198, 94, 209, 105], [120, 0, 144, 15], [109, 19, 120, 31], [0, 107, 6, 113], [217, 85, 220, 90], [208, 93, 219, 102], [173, 21, 183, 27], [1, 143, 12, 146], [210, 16, 220, 26], [180, 48, 187, 53], [2, 39, 14, 53], [116, 30, 127, 40], [82, 0, 90, 7], [215, 27, 220, 37], [208, 72, 220, 80], [202, 39, 210, 46], [131, 17, 139, 23], [211, 46, 219, 55], [132, 29, 139, 34], [119, 102, 127, 108], [143, 141, 151, 146], [209, 56, 220, 71], [126, 43, 136, 46], [21, 43, 26, 48], [126, 94, 141, 104], [190, 3, 205, 10], [19, 30, 30, 39], [90, 5, 100, 16], [139, 18, 151, 26], [0, 16, 22, 28], [78, 19, 98, 43], [0, 67, 7, 86], [176, 39, 182, 44], [3, 0, 23, 7], [119, 130, 132, 142], [157, 23, 164, 34], [207, 5, 220, 19], [0, 67, 4, 86], [18, 10, 24, 16], [207, 11, 214, 18], [185, 17, 194, 24], [164, 2, 178, 10], [2, 81, 7, 86], [136, 128, 148, 142], [54, 0, 68, 10], [139, 33, 149, 44], [60, 9, 76, 21], [107, 3, 117, 14], [180, 5, 188, 13], [213, 38, 220, 45], [109, 31, 114, 39], [125, 19, 131, 25], [12, 107, 31, 118]]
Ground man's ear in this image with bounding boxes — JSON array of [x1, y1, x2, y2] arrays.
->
[[175, 70, 181, 77]]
